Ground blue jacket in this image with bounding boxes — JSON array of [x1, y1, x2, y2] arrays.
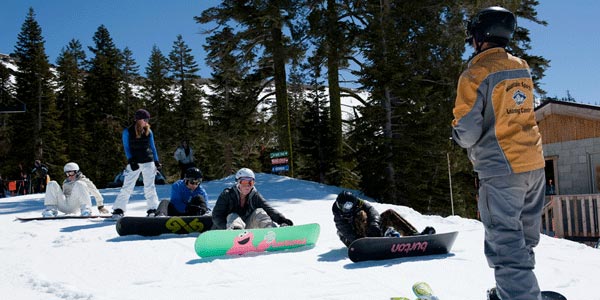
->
[[169, 179, 209, 214], [122, 126, 159, 163]]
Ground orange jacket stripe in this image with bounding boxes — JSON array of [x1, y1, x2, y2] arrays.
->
[[452, 48, 544, 178]]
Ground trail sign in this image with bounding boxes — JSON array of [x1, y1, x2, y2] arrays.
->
[[270, 151, 288, 158], [271, 157, 288, 165], [272, 165, 290, 172]]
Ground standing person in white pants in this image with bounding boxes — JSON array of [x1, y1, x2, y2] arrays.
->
[[111, 109, 161, 219], [42, 162, 108, 217]]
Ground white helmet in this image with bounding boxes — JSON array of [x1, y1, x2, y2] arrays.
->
[[235, 168, 255, 180], [63, 162, 80, 173]]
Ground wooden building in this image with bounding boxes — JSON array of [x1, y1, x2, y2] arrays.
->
[[535, 100, 600, 244]]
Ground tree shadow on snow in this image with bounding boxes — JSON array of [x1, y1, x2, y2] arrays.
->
[[343, 253, 456, 269], [105, 233, 200, 242], [60, 221, 115, 232], [0, 197, 45, 216], [186, 244, 317, 264], [317, 247, 348, 262]]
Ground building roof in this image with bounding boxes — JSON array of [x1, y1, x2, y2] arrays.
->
[[535, 99, 600, 122]]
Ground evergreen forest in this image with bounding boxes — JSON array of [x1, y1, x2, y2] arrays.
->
[[0, 1, 549, 218]]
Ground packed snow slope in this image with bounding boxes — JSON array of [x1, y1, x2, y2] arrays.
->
[[0, 173, 597, 300]]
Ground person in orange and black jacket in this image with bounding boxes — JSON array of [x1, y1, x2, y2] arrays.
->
[[452, 6, 545, 300]]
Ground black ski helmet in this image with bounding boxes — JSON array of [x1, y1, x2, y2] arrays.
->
[[465, 6, 516, 46], [336, 191, 359, 214], [184, 167, 203, 181]]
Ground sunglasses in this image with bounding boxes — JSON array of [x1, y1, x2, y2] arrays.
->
[[65, 171, 77, 176], [185, 179, 201, 185], [337, 201, 354, 214], [238, 179, 255, 187]]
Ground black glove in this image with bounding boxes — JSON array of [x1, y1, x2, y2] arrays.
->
[[367, 224, 381, 237], [189, 195, 205, 206], [186, 205, 207, 216], [279, 218, 293, 227], [186, 195, 207, 215], [128, 159, 139, 171], [154, 161, 162, 170]]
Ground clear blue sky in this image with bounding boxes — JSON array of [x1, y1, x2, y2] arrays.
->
[[1, 1, 599, 104], [0, 0, 219, 78]]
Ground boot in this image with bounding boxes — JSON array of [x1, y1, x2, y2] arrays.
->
[[420, 226, 436, 235], [42, 206, 58, 217], [111, 208, 124, 220], [487, 287, 501, 300], [80, 204, 92, 217]]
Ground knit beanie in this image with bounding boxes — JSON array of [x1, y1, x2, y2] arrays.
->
[[134, 109, 150, 120]]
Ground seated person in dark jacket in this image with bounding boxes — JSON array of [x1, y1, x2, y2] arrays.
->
[[31, 160, 49, 193], [332, 191, 435, 247], [156, 167, 209, 216], [212, 168, 293, 229]]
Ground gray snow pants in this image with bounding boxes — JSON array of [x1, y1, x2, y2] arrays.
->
[[226, 208, 276, 229], [478, 168, 545, 300]]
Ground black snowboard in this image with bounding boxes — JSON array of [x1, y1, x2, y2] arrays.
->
[[116, 215, 213, 236], [16, 215, 112, 221], [348, 231, 459, 262], [541, 291, 567, 300]]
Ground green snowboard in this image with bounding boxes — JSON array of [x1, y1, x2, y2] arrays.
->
[[194, 223, 320, 258]]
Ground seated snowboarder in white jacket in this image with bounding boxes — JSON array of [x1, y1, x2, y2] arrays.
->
[[42, 162, 108, 217]]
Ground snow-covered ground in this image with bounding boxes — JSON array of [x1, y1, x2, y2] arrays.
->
[[0, 173, 598, 300]]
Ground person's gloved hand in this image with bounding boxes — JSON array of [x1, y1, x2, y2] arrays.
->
[[186, 195, 207, 215], [97, 205, 109, 214], [128, 159, 139, 171], [186, 205, 207, 216], [367, 224, 381, 237], [279, 218, 293, 227], [190, 195, 205, 205], [154, 161, 162, 170]]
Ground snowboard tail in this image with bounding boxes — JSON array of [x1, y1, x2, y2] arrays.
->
[[16, 215, 112, 221], [541, 291, 566, 300], [391, 282, 566, 300], [195, 223, 320, 258], [487, 287, 566, 300], [348, 231, 458, 262], [116, 215, 213, 236]]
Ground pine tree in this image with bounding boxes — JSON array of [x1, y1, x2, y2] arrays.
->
[[168, 34, 206, 160], [351, 2, 466, 213], [0, 63, 15, 107], [201, 26, 269, 178], [196, 0, 305, 177], [294, 55, 333, 184], [121, 47, 141, 117], [83, 25, 125, 185], [10, 7, 65, 179], [142, 45, 175, 176], [305, 0, 359, 185], [0, 63, 14, 170], [56, 39, 89, 164]]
